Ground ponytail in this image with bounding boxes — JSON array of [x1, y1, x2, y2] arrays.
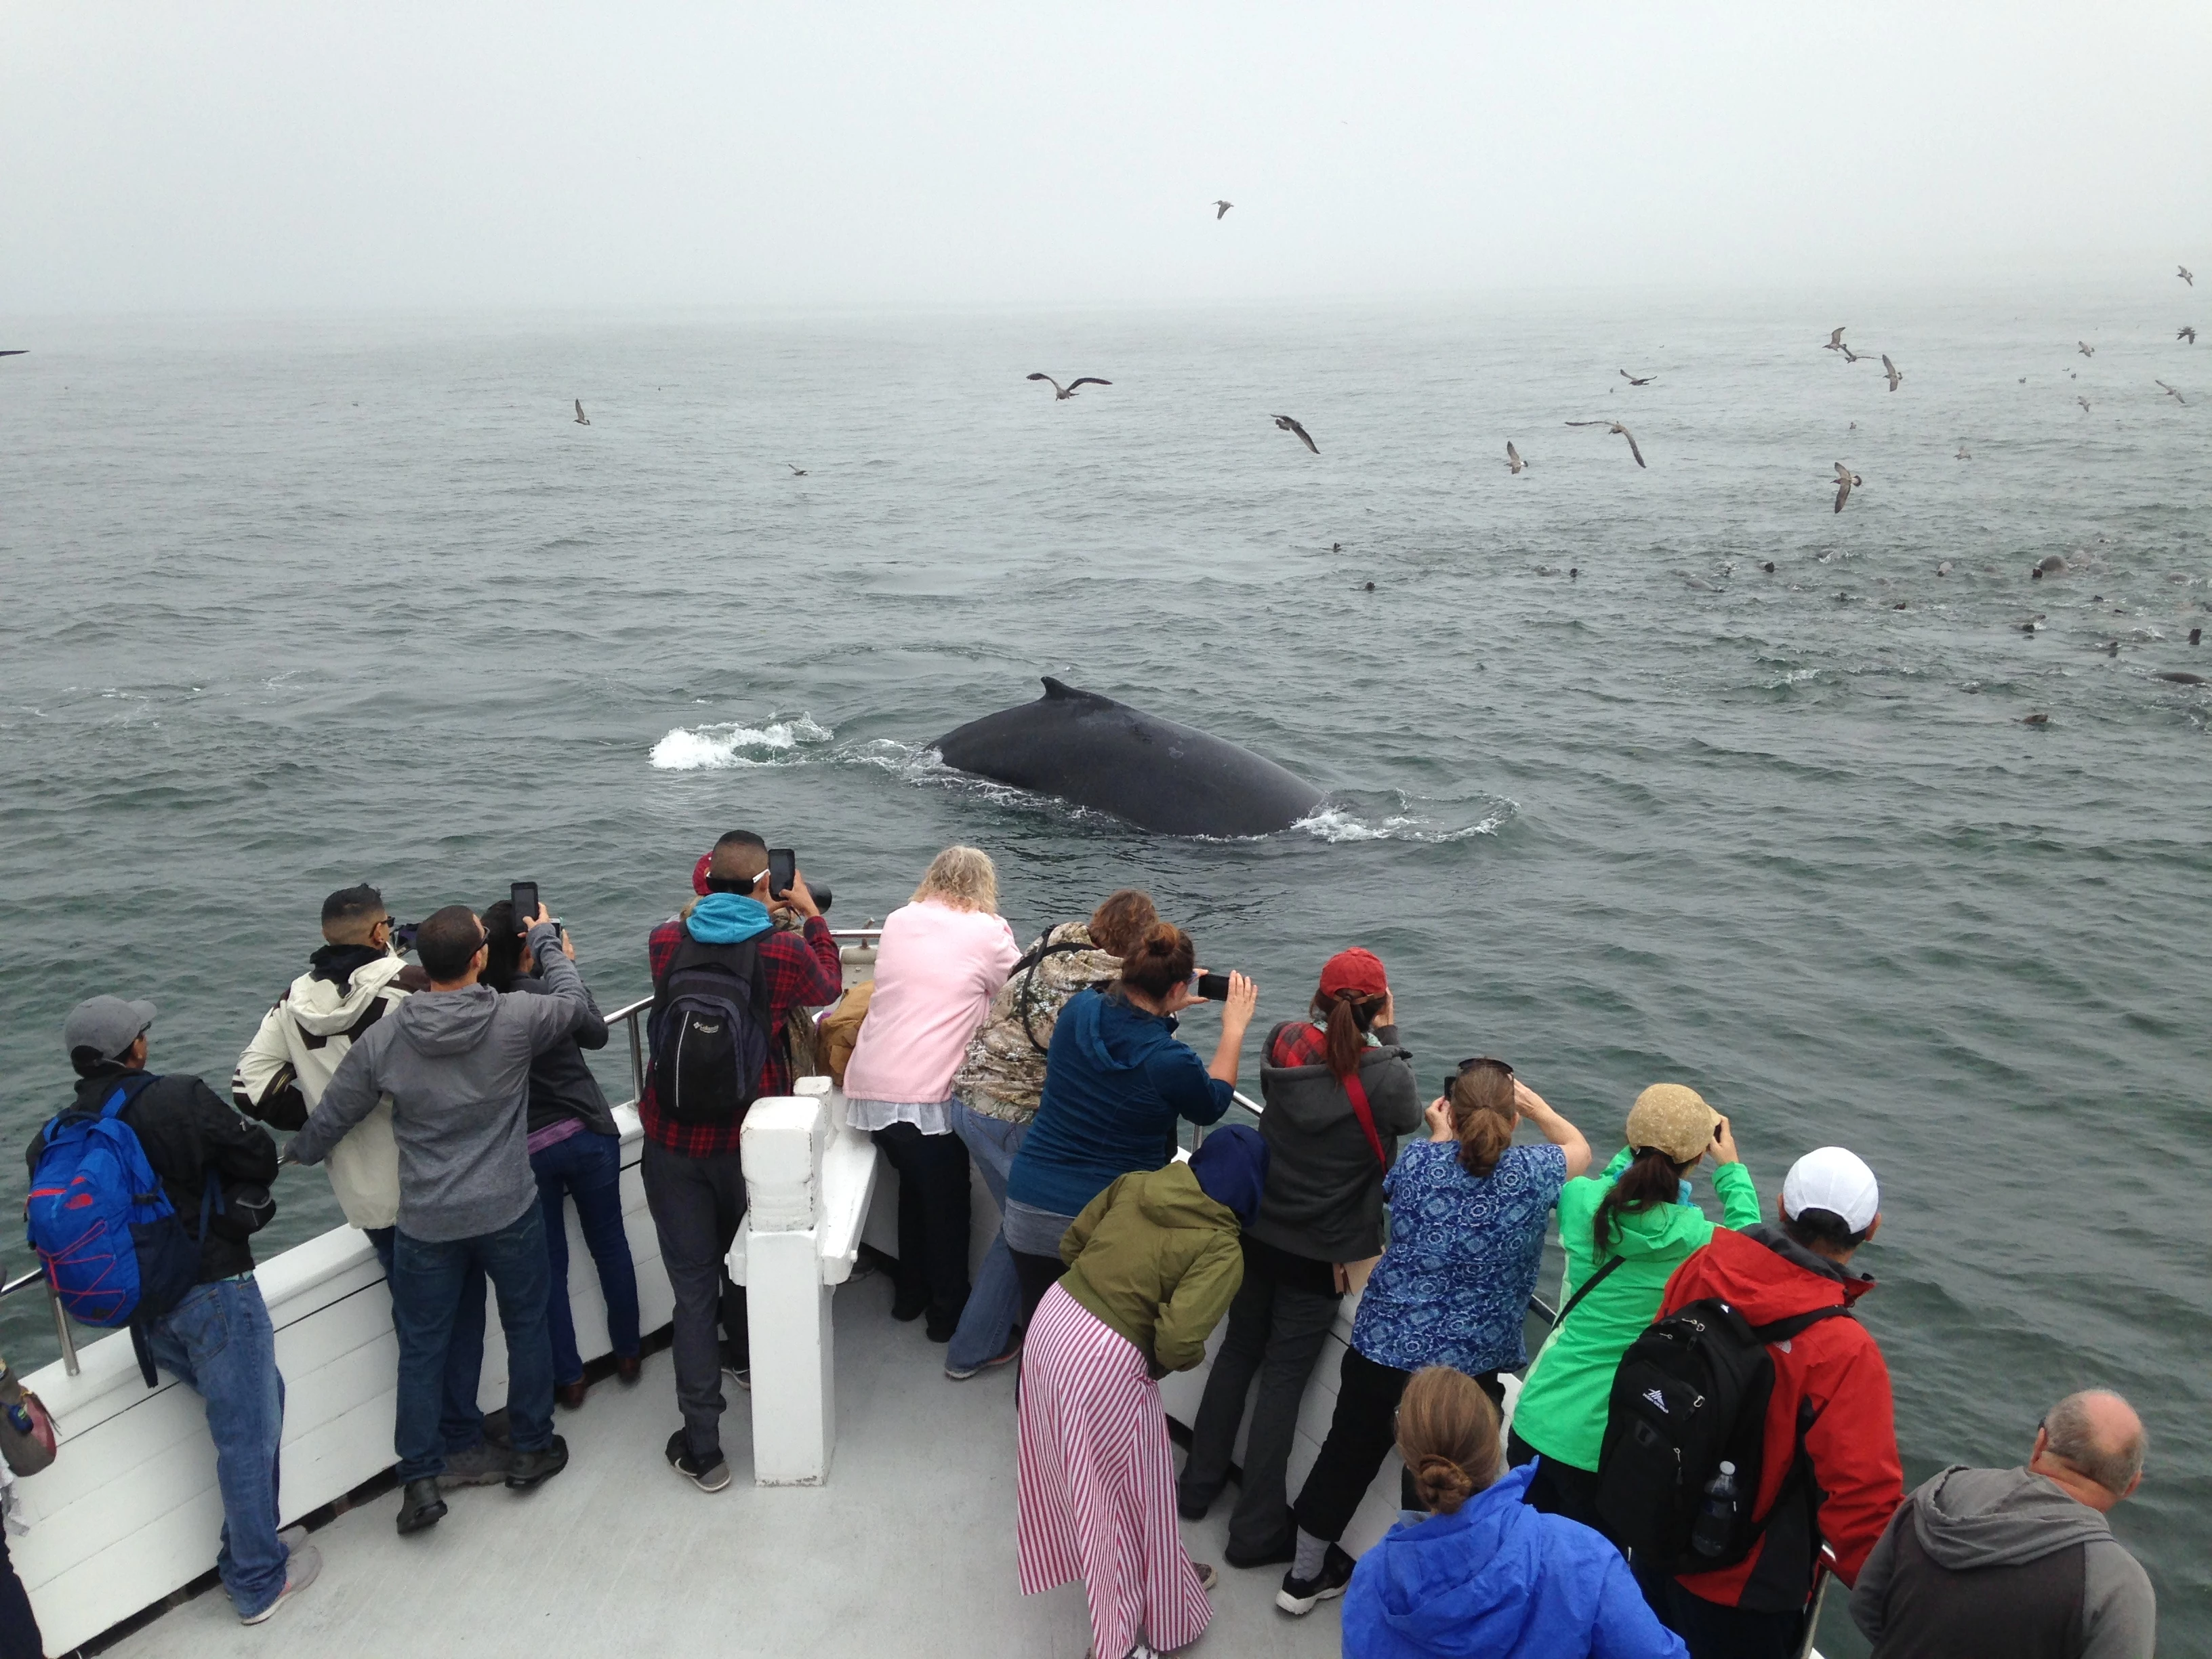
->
[[1447, 1060, 1516, 1179], [1591, 1146, 1687, 1258], [1317, 990, 1382, 1084]]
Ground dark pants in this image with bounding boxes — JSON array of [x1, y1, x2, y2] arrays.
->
[[640, 1137, 749, 1464], [1507, 1427, 1614, 1538], [1180, 1243, 1340, 1560], [0, 1538, 40, 1659], [532, 1129, 642, 1384], [872, 1121, 972, 1331], [1293, 1346, 1506, 1542], [1012, 1248, 1067, 1330], [369, 1226, 490, 1452], [390, 1207, 556, 1483], [1661, 1582, 1807, 1659]]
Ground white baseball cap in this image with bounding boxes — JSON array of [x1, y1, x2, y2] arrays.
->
[[1782, 1147, 1881, 1233]]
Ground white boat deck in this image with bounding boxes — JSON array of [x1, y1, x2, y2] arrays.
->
[[104, 1268, 1350, 1659]]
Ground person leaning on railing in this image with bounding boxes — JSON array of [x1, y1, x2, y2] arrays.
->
[[1000, 922, 1256, 1330]]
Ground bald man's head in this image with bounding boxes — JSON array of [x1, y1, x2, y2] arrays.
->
[[2039, 1390, 2146, 1501]]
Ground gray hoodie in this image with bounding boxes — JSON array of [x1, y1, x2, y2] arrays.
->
[[1246, 1023, 1422, 1262], [293, 923, 592, 1242], [1851, 1465, 2154, 1659]]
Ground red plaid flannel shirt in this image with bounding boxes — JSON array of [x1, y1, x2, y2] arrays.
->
[[639, 913, 843, 1157], [1268, 1020, 1328, 1069]]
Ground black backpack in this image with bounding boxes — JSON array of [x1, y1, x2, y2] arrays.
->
[[648, 934, 773, 1124], [1594, 1296, 1849, 1570]]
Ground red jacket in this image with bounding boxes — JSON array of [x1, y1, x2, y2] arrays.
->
[[1660, 1224, 1903, 1611]]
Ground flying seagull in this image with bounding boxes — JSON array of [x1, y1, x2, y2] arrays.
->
[[1824, 327, 1849, 352], [1212, 200, 1233, 220], [1832, 462, 1863, 514], [1273, 415, 1319, 454], [787, 464, 808, 475], [1838, 343, 1864, 363], [1619, 369, 1657, 386], [1506, 441, 1527, 474], [2078, 341, 2095, 358], [1565, 420, 1645, 468], [1027, 373, 1111, 400], [573, 399, 590, 426], [1956, 445, 1972, 459], [1882, 354, 1904, 392], [2078, 396, 2093, 413], [2183, 266, 2196, 287], [2179, 325, 2198, 344], [2156, 380, 2187, 405]]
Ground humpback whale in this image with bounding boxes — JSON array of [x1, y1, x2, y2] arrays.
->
[[933, 678, 1323, 837]]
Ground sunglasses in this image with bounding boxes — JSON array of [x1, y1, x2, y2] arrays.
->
[[1443, 1055, 1514, 1095]]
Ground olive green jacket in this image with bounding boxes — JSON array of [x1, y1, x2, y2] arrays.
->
[[1059, 1160, 1246, 1373]]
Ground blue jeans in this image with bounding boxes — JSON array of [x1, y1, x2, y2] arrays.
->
[[390, 1206, 555, 1482], [367, 1226, 490, 1452], [532, 1129, 641, 1385], [945, 1101, 1027, 1372], [142, 1278, 290, 1619]]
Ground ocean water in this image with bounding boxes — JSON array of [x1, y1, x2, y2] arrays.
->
[[2, 293, 2207, 1649]]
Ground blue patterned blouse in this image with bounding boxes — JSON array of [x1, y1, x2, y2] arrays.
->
[[1351, 1140, 1570, 1376]]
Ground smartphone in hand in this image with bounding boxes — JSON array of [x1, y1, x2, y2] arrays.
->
[[1193, 972, 1231, 1001], [510, 882, 539, 929], [766, 848, 797, 900]]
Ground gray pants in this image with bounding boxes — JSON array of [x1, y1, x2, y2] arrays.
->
[[1179, 1248, 1340, 1561], [640, 1138, 748, 1463]]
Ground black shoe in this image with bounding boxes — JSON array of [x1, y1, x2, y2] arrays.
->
[[1276, 1544, 1355, 1615], [505, 1435, 570, 1491], [480, 1407, 512, 1448], [1225, 1537, 1298, 1570], [665, 1427, 732, 1492], [890, 1291, 928, 1322], [924, 1313, 960, 1343], [396, 1478, 447, 1536], [1176, 1488, 1216, 1523]]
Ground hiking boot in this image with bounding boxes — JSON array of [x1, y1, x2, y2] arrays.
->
[[438, 1440, 512, 1488], [945, 1341, 1021, 1382], [1275, 1544, 1355, 1615], [241, 1540, 321, 1624], [505, 1435, 570, 1491], [665, 1427, 731, 1492], [396, 1477, 448, 1536]]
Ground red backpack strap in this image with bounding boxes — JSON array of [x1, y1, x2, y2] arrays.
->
[[1340, 1065, 1388, 1169]]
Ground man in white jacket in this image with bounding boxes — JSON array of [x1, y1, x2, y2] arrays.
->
[[234, 884, 505, 1483]]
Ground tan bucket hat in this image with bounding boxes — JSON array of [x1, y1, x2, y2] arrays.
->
[[1626, 1083, 1720, 1164]]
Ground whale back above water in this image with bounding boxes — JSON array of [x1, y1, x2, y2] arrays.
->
[[933, 678, 1324, 837]]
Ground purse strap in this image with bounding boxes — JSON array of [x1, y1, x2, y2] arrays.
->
[[1551, 1252, 1626, 1328], [1340, 1065, 1389, 1169]]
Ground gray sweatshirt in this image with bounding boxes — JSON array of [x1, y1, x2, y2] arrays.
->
[[293, 924, 592, 1242], [1851, 1465, 2154, 1659], [1246, 1025, 1422, 1263]]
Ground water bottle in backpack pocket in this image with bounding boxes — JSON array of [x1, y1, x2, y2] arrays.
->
[[25, 1077, 205, 1331], [1593, 1296, 1848, 1570], [649, 935, 773, 1123]]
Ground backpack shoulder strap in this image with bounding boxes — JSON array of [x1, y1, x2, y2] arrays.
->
[[1015, 926, 1092, 1055], [1749, 1303, 1853, 1345], [1553, 1252, 1628, 1328], [1339, 1066, 1388, 1169]]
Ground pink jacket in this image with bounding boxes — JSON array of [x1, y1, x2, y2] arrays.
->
[[842, 900, 1021, 1105]]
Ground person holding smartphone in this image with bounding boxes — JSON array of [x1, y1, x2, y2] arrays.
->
[[1002, 922, 1257, 1327]]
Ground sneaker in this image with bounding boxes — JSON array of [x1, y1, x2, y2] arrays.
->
[[240, 1540, 321, 1624], [504, 1435, 570, 1491], [665, 1427, 731, 1492], [438, 1440, 512, 1488], [723, 1361, 752, 1392], [396, 1477, 448, 1536], [1275, 1544, 1355, 1616], [1191, 1561, 1218, 1594], [945, 1341, 1021, 1382]]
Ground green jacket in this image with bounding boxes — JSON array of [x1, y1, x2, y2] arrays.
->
[[1059, 1160, 1246, 1374], [1511, 1147, 1761, 1473]]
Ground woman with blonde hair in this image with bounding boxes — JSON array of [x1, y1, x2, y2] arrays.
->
[[844, 846, 1021, 1340], [1340, 1366, 1685, 1658]]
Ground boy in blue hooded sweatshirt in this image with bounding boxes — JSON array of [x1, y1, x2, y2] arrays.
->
[[1343, 1366, 1686, 1659], [1002, 921, 1256, 1326]]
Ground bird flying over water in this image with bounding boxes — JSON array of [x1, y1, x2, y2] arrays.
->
[[1212, 200, 1233, 220], [1506, 442, 1527, 474], [2078, 341, 2095, 358], [1881, 354, 1904, 392], [787, 464, 808, 475], [2156, 380, 2187, 405], [573, 399, 590, 426], [1956, 445, 1971, 459], [1028, 373, 1111, 400], [1824, 327, 1848, 352], [1565, 420, 1645, 468], [1619, 370, 1656, 386], [2078, 396, 2093, 413], [1272, 415, 1319, 454], [2180, 325, 2198, 344], [1838, 344, 1864, 363], [1832, 462, 1863, 514], [2182, 266, 2195, 287]]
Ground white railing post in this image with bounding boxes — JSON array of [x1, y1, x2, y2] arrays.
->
[[738, 1082, 836, 1486]]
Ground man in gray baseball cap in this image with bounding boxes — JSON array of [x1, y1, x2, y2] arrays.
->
[[61, 995, 158, 1069]]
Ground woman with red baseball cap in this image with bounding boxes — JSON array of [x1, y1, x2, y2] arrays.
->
[[1177, 947, 1424, 1570]]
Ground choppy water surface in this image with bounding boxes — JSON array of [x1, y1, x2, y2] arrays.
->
[[3, 294, 2207, 1649]]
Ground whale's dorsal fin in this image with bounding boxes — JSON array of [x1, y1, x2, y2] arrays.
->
[[1040, 676, 1109, 704]]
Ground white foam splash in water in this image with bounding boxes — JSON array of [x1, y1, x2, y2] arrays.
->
[[1293, 800, 1511, 843], [649, 714, 833, 771]]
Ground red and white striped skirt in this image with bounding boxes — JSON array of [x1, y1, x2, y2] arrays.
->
[[1017, 1282, 1212, 1658]]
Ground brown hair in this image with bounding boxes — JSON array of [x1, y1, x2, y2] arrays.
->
[[1448, 1061, 1517, 1179], [1088, 888, 1158, 958], [1119, 922, 1195, 999], [1395, 1366, 1501, 1515], [1593, 1145, 1694, 1258], [1311, 989, 1387, 1084]]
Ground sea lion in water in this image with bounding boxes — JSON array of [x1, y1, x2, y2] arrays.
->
[[2193, 628, 2204, 646]]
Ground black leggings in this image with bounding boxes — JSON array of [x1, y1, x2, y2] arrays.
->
[[1291, 1346, 1504, 1543], [872, 1122, 972, 1326], [1011, 1247, 1067, 1330]]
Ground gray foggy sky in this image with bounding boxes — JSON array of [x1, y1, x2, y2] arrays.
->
[[5, 3, 2208, 314]]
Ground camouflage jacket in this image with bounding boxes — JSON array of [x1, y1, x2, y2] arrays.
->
[[953, 922, 1122, 1123]]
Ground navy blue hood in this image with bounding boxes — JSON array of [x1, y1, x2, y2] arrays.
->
[[1189, 1124, 1269, 1227]]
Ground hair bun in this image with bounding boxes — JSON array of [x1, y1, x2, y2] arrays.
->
[[1413, 1454, 1475, 1513]]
